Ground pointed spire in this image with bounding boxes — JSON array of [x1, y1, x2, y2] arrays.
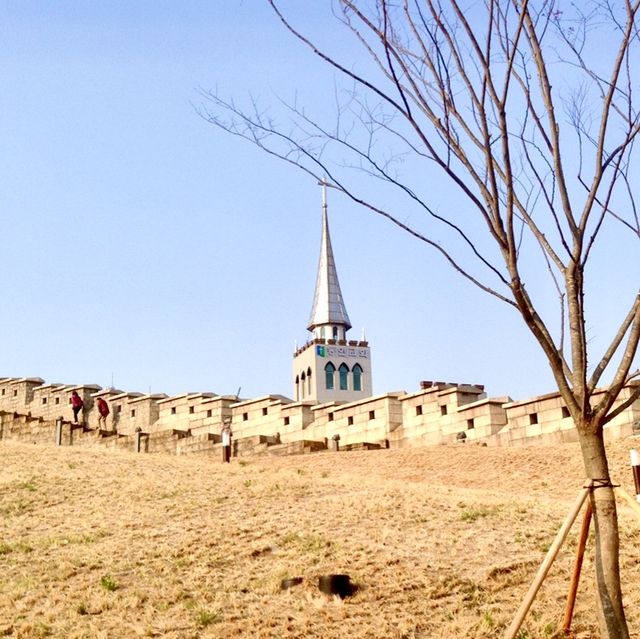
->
[[307, 180, 352, 333]]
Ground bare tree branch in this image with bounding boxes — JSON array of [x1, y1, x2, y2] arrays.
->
[[200, 3, 640, 631]]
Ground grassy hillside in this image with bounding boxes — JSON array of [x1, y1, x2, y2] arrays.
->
[[1, 438, 640, 638]]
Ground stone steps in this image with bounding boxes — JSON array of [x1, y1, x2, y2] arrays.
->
[[260, 440, 327, 456], [176, 433, 220, 455], [342, 441, 385, 451]]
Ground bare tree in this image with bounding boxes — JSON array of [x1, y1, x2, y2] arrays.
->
[[199, 1, 640, 636]]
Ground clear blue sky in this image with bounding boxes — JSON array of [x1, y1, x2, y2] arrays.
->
[[2, 2, 637, 402]]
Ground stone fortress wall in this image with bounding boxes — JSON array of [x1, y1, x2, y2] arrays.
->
[[1, 373, 639, 458]]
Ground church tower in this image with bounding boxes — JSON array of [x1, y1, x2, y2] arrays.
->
[[292, 181, 372, 403]]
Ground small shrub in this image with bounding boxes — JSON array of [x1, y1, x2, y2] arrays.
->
[[197, 609, 222, 627], [0, 499, 29, 517], [481, 611, 495, 628], [459, 505, 499, 522], [14, 541, 33, 554], [32, 622, 52, 637], [301, 534, 328, 552], [18, 478, 37, 492], [279, 532, 334, 557], [280, 532, 299, 546], [238, 460, 249, 467], [100, 575, 120, 591]]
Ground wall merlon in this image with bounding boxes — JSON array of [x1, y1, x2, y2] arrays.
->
[[92, 388, 125, 398], [132, 393, 168, 403], [10, 377, 45, 385], [110, 392, 144, 401], [68, 384, 102, 392]]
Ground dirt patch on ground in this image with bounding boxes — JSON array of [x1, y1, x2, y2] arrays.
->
[[1, 438, 640, 638]]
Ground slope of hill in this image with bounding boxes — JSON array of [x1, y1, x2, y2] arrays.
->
[[1, 438, 639, 638]]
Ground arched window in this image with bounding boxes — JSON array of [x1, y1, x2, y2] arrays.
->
[[332, 326, 338, 340], [324, 362, 335, 390], [320, 326, 326, 339], [353, 364, 363, 391], [300, 372, 306, 398], [339, 363, 349, 390], [307, 367, 312, 395], [295, 375, 300, 401]]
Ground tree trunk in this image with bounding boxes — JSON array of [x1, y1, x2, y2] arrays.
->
[[577, 427, 629, 639]]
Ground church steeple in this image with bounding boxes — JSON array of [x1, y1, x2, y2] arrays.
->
[[307, 180, 352, 339], [292, 181, 372, 404]]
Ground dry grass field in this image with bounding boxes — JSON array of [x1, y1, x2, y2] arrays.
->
[[1, 438, 640, 638]]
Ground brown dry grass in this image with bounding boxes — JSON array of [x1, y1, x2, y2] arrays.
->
[[1, 438, 640, 638]]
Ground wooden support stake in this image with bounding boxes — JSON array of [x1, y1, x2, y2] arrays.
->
[[562, 499, 592, 635], [630, 450, 640, 501], [614, 486, 640, 522], [503, 487, 590, 639]]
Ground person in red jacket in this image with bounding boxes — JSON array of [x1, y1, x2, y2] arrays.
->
[[96, 397, 110, 430], [70, 391, 84, 424]]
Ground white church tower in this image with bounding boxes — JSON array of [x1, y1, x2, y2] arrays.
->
[[292, 181, 373, 403]]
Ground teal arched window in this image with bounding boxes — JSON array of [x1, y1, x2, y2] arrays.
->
[[353, 364, 363, 391], [325, 362, 336, 390], [339, 364, 349, 390]]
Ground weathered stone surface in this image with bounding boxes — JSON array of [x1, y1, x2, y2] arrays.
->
[[1, 375, 639, 458]]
